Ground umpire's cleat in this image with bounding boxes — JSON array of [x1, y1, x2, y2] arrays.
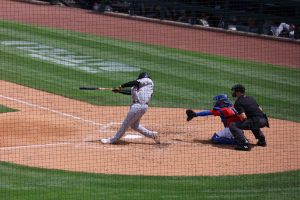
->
[[235, 144, 251, 151], [257, 139, 267, 147], [153, 132, 160, 144]]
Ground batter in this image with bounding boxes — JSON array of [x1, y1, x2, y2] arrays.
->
[[100, 72, 160, 144]]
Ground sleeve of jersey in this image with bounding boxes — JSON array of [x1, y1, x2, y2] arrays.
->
[[211, 109, 221, 116], [121, 80, 139, 88], [119, 89, 131, 95], [234, 104, 245, 114], [196, 110, 213, 116], [136, 78, 152, 87]]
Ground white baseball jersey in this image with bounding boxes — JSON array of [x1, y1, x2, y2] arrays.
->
[[107, 77, 156, 143], [131, 78, 153, 104]]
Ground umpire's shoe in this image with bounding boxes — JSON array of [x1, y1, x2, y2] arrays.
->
[[235, 144, 251, 151], [235, 140, 251, 151], [257, 139, 267, 147], [256, 135, 266, 146]]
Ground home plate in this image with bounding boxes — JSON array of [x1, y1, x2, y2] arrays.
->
[[124, 134, 144, 139]]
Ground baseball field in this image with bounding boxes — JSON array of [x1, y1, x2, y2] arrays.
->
[[0, 1, 300, 199]]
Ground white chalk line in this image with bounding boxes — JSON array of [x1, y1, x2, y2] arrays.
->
[[82, 122, 120, 142], [0, 94, 123, 150], [95, 122, 120, 133], [75, 142, 123, 150], [99, 122, 118, 131], [0, 95, 103, 126], [0, 142, 123, 151], [0, 142, 71, 151]]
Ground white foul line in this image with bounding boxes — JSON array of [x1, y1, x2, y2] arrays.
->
[[0, 142, 71, 151], [0, 95, 103, 126], [0, 95, 122, 150]]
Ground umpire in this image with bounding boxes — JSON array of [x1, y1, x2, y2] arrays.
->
[[229, 84, 269, 151]]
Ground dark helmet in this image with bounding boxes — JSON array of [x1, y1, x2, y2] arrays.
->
[[213, 94, 232, 108], [231, 84, 245, 93], [138, 72, 151, 79], [231, 84, 245, 97]]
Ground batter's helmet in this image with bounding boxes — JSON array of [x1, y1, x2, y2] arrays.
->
[[213, 94, 232, 108], [138, 72, 151, 79]]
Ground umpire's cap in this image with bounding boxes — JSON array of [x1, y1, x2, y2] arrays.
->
[[138, 72, 151, 79], [231, 84, 245, 93]]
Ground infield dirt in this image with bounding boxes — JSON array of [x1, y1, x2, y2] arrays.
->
[[0, 0, 299, 176], [0, 81, 300, 176]]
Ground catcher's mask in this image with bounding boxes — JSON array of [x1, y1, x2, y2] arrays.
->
[[231, 84, 245, 97], [213, 94, 232, 108], [138, 72, 151, 79]]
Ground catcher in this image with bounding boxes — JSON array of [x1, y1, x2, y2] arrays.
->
[[186, 94, 241, 145]]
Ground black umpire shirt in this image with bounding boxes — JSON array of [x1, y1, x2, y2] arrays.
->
[[234, 95, 264, 118]]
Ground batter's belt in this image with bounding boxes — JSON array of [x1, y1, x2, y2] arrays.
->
[[132, 101, 148, 105]]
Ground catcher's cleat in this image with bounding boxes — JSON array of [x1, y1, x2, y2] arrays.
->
[[235, 144, 251, 151], [211, 133, 219, 144], [100, 138, 113, 144], [153, 132, 160, 144]]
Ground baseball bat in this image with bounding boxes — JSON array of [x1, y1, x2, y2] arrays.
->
[[79, 86, 113, 91]]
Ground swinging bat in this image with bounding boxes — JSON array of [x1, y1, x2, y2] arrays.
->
[[79, 86, 113, 91]]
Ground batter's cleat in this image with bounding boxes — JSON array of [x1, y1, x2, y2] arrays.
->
[[235, 144, 251, 151], [153, 132, 160, 144], [100, 138, 112, 144]]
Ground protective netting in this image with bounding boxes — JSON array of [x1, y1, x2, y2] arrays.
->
[[0, 0, 299, 199]]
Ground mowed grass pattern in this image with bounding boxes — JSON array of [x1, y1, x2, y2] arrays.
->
[[0, 162, 299, 200], [0, 20, 299, 199], [0, 104, 17, 113], [0, 20, 299, 121]]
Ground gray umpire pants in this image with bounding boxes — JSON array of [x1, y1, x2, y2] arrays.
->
[[229, 116, 267, 145], [110, 103, 156, 143]]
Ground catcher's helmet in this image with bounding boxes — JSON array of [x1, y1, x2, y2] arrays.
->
[[138, 72, 151, 79], [213, 94, 232, 108]]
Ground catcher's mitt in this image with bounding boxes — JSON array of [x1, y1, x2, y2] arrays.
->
[[186, 109, 197, 121]]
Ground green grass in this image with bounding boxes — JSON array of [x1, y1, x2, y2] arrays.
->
[[0, 20, 299, 200], [0, 162, 299, 200], [0, 20, 299, 121], [0, 104, 17, 113]]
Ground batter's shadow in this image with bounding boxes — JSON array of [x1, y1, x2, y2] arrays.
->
[[119, 140, 171, 148], [88, 140, 170, 148]]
